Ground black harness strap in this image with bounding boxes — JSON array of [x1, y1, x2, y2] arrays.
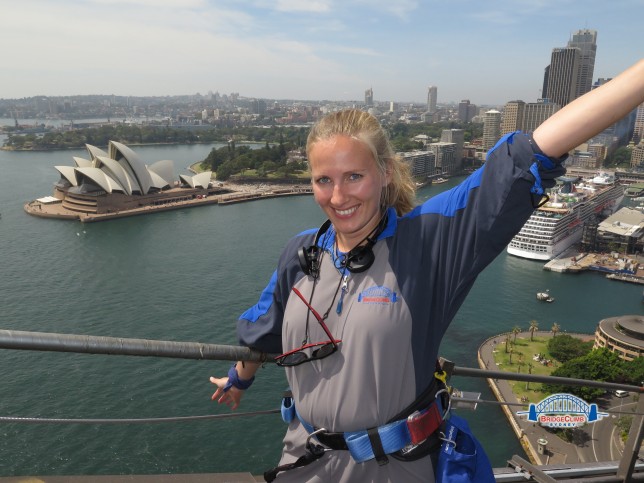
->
[[263, 444, 326, 482], [367, 427, 389, 466]]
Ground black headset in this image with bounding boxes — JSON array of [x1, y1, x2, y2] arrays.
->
[[298, 215, 387, 278]]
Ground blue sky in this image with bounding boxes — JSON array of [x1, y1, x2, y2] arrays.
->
[[2, 0, 642, 105]]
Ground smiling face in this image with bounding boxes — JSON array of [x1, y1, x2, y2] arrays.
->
[[308, 134, 390, 252]]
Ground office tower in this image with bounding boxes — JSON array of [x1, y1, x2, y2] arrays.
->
[[542, 65, 550, 99], [440, 129, 464, 168], [483, 110, 501, 150], [633, 102, 644, 144], [365, 88, 373, 107], [568, 29, 597, 99], [458, 100, 473, 122], [401, 150, 435, 178], [632, 140, 644, 170], [523, 100, 560, 132], [546, 47, 580, 107], [429, 142, 457, 175], [501, 100, 525, 135], [427, 86, 437, 113]]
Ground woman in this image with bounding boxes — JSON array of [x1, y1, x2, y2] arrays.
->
[[211, 59, 644, 482]]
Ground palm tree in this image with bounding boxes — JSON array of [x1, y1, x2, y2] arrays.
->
[[512, 325, 521, 343], [551, 322, 561, 338], [505, 334, 511, 353], [529, 320, 539, 341], [526, 362, 533, 390]]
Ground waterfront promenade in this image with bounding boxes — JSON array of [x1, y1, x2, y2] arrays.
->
[[477, 331, 625, 466], [24, 182, 313, 223]]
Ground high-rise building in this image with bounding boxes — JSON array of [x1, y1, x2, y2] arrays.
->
[[523, 100, 560, 132], [440, 129, 464, 169], [458, 100, 476, 122], [427, 86, 437, 113], [545, 47, 581, 107], [631, 140, 644, 170], [401, 150, 435, 178], [429, 142, 457, 175], [568, 29, 597, 99], [365, 88, 373, 107], [633, 102, 644, 144], [483, 110, 502, 150], [501, 100, 525, 134]]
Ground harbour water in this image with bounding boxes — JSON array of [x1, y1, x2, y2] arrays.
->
[[0, 143, 642, 477]]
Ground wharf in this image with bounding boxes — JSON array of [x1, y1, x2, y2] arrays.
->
[[544, 249, 644, 284]]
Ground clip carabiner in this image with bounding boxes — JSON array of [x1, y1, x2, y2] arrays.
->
[[434, 370, 448, 385], [439, 431, 457, 449], [434, 388, 452, 420]]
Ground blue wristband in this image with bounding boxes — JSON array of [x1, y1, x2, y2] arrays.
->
[[223, 364, 255, 392]]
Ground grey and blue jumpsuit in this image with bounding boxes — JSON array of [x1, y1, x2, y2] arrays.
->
[[237, 131, 565, 482]]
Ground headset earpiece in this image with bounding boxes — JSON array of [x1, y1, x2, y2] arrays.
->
[[299, 220, 332, 278], [344, 245, 375, 273], [298, 245, 321, 277]]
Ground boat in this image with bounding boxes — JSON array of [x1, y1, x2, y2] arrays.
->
[[536, 290, 554, 302], [507, 172, 625, 260], [433, 177, 448, 184]]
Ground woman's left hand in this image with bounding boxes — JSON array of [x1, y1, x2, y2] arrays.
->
[[210, 376, 244, 410]]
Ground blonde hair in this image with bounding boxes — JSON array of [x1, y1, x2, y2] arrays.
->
[[306, 109, 416, 216]]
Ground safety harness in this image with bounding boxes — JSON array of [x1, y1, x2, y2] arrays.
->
[[264, 366, 450, 482]]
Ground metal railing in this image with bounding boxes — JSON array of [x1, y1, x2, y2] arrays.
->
[[0, 328, 642, 482]]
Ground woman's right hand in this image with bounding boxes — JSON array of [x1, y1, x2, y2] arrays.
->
[[210, 375, 245, 410]]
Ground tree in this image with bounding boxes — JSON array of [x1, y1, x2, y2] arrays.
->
[[543, 348, 628, 400], [529, 320, 539, 341], [551, 322, 561, 338], [604, 146, 632, 168], [624, 356, 644, 386], [512, 325, 521, 343], [547, 334, 593, 363], [526, 362, 533, 390]]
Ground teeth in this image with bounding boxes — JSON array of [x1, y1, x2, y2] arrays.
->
[[336, 207, 357, 216]]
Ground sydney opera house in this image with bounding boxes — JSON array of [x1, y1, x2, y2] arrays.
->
[[25, 141, 230, 221]]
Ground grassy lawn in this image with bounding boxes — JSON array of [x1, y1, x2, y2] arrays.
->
[[492, 335, 559, 404]]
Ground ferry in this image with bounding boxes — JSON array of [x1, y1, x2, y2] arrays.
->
[[507, 173, 625, 261]]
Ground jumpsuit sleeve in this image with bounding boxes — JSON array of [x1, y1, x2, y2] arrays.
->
[[406, 131, 566, 329]]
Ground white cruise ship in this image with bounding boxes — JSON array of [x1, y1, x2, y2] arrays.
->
[[507, 173, 625, 261]]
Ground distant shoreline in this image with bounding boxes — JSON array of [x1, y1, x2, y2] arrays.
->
[[0, 140, 266, 152]]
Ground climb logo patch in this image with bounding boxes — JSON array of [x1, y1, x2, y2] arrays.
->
[[516, 393, 608, 428], [357, 286, 397, 305]]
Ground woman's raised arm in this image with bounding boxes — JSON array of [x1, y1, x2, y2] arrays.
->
[[533, 59, 644, 158]]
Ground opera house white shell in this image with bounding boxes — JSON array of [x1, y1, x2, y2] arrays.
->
[[41, 141, 220, 217]]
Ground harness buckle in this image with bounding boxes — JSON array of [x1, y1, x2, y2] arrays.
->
[[305, 427, 332, 456]]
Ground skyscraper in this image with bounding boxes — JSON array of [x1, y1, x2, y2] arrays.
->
[[545, 47, 580, 107], [633, 102, 644, 144], [501, 100, 525, 135], [567, 29, 597, 99], [458, 100, 476, 122], [522, 101, 560, 132], [427, 86, 437, 113], [365, 88, 373, 107], [483, 110, 501, 150], [440, 129, 464, 169]]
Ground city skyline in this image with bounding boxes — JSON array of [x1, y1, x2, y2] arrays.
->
[[2, 0, 643, 105]]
